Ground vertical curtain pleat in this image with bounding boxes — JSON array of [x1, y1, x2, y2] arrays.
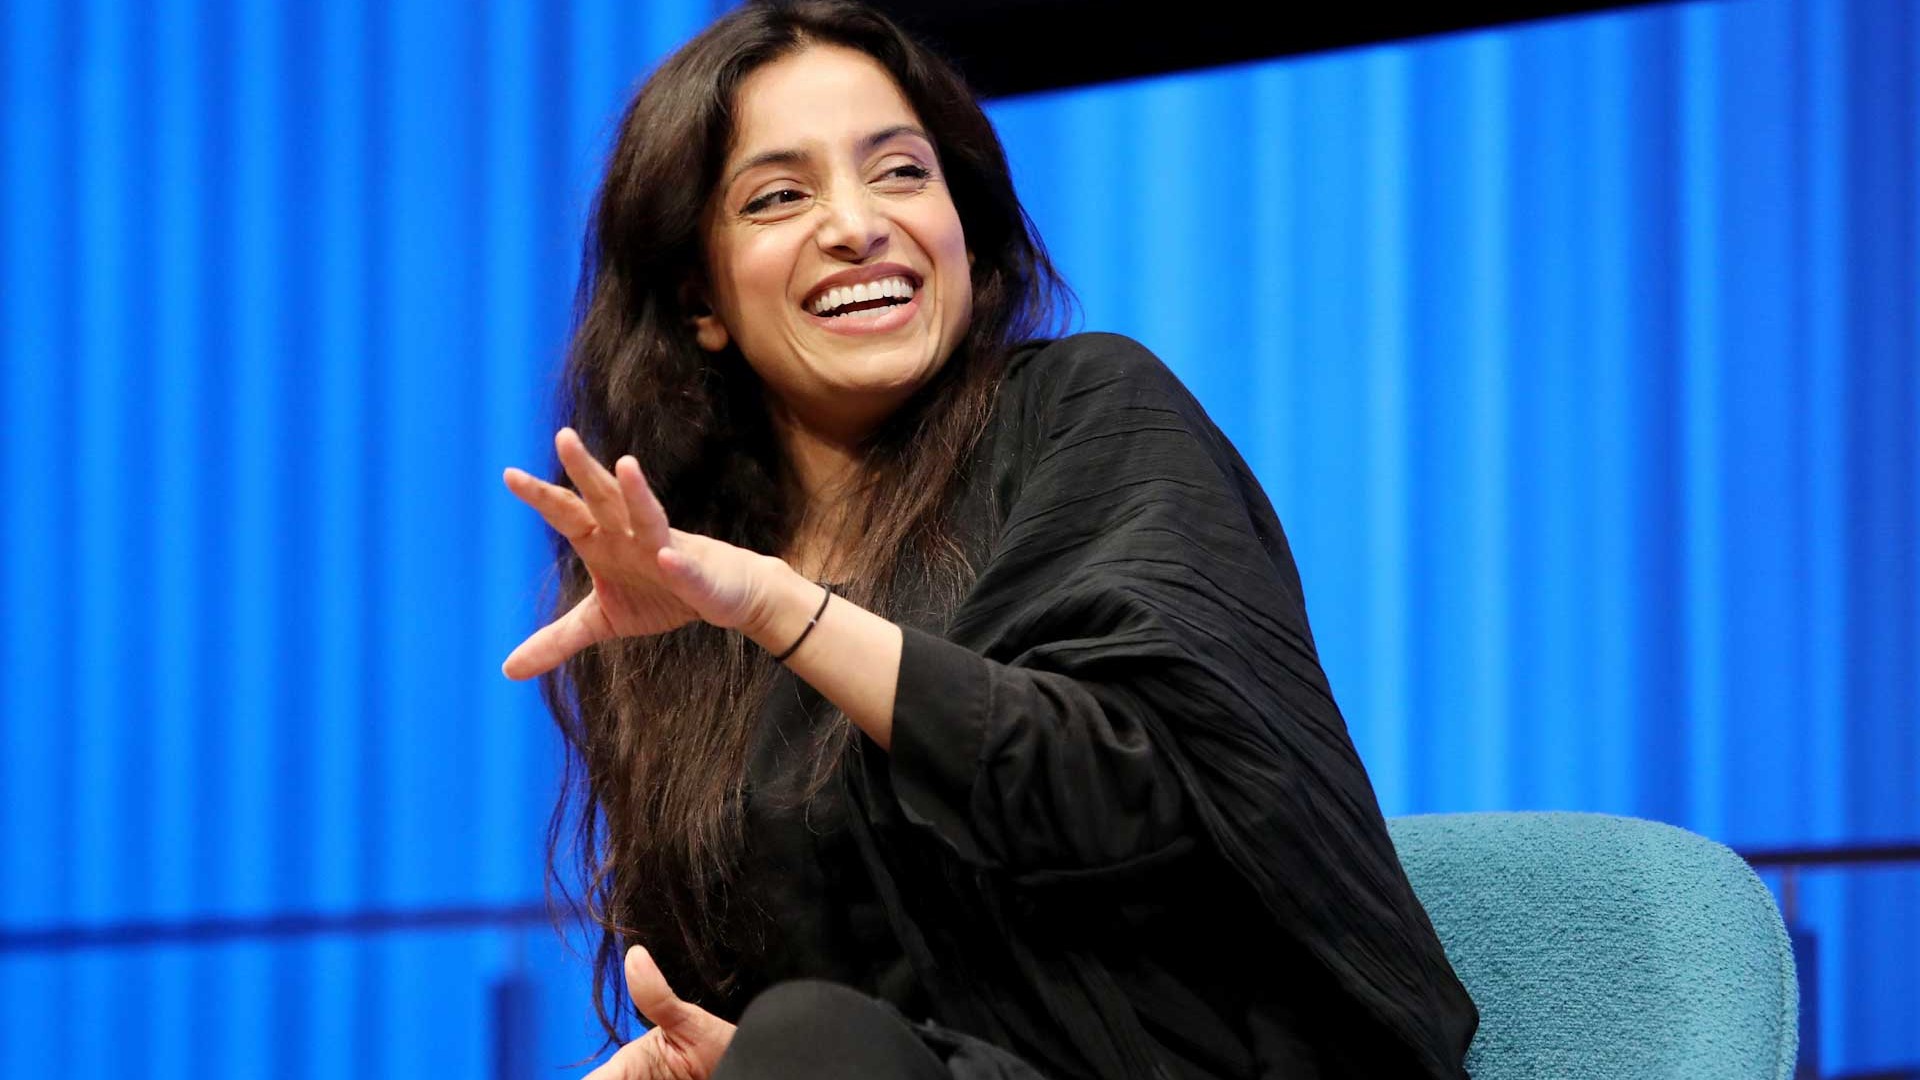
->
[[1, 0, 1913, 1074]]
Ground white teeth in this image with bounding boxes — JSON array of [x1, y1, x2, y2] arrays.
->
[[808, 275, 917, 316]]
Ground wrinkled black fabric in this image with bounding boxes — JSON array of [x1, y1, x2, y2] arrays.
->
[[719, 334, 1477, 1078]]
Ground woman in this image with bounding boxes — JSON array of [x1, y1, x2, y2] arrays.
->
[[501, 2, 1478, 1077]]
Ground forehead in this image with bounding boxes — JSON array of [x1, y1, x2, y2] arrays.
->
[[727, 44, 923, 161]]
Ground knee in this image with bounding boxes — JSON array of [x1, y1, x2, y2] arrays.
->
[[716, 979, 948, 1080], [735, 978, 878, 1041]]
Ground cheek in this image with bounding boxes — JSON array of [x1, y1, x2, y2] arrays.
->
[[734, 236, 793, 300], [915, 207, 969, 293], [936, 217, 972, 326], [714, 233, 800, 335], [933, 206, 968, 264]]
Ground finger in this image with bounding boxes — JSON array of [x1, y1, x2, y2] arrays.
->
[[625, 945, 696, 1033], [502, 591, 609, 680], [503, 467, 598, 540], [615, 456, 672, 549], [556, 428, 632, 536]]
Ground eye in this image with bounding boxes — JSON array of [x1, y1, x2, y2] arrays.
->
[[876, 163, 931, 186], [742, 187, 807, 215]]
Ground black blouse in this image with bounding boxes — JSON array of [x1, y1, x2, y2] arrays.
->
[[717, 333, 1477, 1079]]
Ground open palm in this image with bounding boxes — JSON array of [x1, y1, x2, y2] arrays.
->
[[501, 427, 772, 680]]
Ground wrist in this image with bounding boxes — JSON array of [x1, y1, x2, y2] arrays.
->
[[742, 557, 825, 655]]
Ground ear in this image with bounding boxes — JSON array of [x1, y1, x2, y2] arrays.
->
[[682, 284, 730, 353], [692, 307, 730, 353]]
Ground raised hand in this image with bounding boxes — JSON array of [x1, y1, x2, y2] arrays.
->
[[582, 946, 737, 1080], [501, 427, 776, 680]]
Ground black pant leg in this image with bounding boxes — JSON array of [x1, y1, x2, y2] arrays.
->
[[711, 979, 951, 1080]]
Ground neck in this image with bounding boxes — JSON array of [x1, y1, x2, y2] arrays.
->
[[774, 409, 859, 502], [769, 401, 865, 575]]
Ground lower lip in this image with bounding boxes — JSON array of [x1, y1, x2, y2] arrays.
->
[[805, 290, 921, 336]]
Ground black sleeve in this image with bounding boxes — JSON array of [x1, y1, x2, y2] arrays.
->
[[889, 618, 1193, 878], [884, 332, 1321, 881]]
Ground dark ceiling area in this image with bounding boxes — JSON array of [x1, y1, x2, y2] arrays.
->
[[867, 0, 1664, 98]]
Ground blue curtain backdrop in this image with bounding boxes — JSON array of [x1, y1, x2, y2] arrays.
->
[[1, 0, 1914, 1075]]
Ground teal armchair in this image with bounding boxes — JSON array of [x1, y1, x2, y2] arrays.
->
[[1388, 812, 1799, 1080]]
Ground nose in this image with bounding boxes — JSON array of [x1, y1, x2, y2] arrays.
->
[[814, 185, 888, 261]]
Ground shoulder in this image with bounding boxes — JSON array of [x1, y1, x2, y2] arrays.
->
[[1000, 332, 1205, 426], [985, 332, 1250, 502], [1006, 331, 1182, 390]]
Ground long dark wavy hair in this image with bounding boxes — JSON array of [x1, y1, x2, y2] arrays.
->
[[537, 0, 1071, 1045]]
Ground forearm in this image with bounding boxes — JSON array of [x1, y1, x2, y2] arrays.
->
[[743, 556, 902, 750], [741, 558, 1191, 877]]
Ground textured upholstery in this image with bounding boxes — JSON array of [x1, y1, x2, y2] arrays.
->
[[1387, 812, 1799, 1080]]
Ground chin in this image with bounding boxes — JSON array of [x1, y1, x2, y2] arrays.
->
[[820, 343, 941, 389]]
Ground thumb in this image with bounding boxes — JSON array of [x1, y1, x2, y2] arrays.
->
[[624, 945, 735, 1066], [501, 590, 609, 681], [654, 540, 714, 601], [654, 533, 751, 629], [625, 945, 700, 1032]]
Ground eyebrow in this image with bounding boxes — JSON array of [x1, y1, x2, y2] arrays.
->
[[724, 124, 934, 194]]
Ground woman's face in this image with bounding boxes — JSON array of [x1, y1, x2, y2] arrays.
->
[[694, 44, 974, 442]]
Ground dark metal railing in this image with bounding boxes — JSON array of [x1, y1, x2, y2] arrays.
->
[[7, 840, 1914, 956], [1744, 842, 1920, 918], [1, 839, 1914, 1080], [0, 902, 558, 954], [1740, 842, 1920, 1080]]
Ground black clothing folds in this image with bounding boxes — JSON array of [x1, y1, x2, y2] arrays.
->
[[729, 334, 1477, 1078]]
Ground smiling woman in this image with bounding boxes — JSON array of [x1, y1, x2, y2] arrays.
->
[[502, 3, 1478, 1079], [692, 45, 977, 487]]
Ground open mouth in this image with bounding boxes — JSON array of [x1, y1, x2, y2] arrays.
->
[[804, 274, 919, 320]]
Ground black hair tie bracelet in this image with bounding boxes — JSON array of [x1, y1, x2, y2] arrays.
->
[[773, 581, 833, 663]]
